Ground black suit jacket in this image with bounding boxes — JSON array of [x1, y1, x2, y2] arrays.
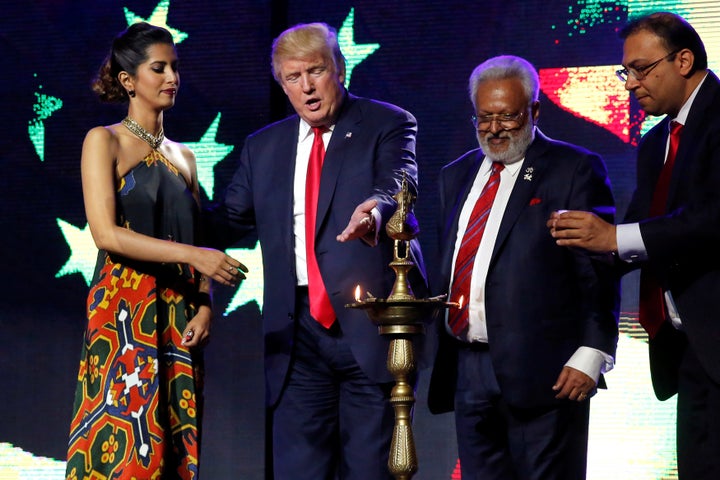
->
[[428, 130, 619, 413], [207, 94, 429, 407], [624, 71, 720, 399]]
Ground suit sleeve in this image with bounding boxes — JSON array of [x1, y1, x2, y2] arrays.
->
[[202, 138, 257, 249], [567, 152, 620, 357], [639, 134, 720, 267], [368, 107, 419, 223]]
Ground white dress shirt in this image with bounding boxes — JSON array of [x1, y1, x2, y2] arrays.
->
[[293, 121, 334, 286], [292, 119, 380, 286], [616, 73, 708, 329], [448, 154, 613, 383], [449, 157, 522, 343]]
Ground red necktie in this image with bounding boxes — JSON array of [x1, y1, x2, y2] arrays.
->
[[448, 162, 504, 336], [638, 120, 683, 339], [305, 127, 335, 328]]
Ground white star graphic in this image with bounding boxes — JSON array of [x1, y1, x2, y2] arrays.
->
[[56, 219, 98, 286], [224, 243, 264, 315], [183, 113, 235, 200], [55, 217, 264, 316]]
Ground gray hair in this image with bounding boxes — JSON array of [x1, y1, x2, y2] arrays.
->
[[468, 55, 539, 110]]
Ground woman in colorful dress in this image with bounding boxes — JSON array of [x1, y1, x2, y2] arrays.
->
[[65, 22, 246, 480]]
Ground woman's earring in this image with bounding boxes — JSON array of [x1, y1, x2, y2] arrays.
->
[[128, 90, 135, 98]]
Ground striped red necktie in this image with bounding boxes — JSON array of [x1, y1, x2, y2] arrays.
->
[[448, 162, 504, 336]]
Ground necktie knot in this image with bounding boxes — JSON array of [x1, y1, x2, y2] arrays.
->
[[670, 120, 683, 137], [310, 127, 327, 160]]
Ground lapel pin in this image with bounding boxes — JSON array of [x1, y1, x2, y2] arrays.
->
[[345, 132, 352, 138], [524, 167, 534, 181]]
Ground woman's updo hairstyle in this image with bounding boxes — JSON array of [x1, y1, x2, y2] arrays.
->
[[91, 22, 174, 103]]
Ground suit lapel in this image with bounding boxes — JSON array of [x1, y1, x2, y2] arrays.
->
[[315, 94, 358, 234], [647, 119, 669, 183], [666, 72, 720, 209], [272, 118, 301, 257], [441, 153, 484, 283], [490, 132, 547, 265], [630, 119, 668, 219]]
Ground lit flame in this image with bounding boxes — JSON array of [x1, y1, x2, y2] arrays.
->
[[458, 295, 464, 309], [355, 285, 361, 302]]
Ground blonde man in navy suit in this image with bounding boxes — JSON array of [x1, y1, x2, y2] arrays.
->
[[207, 22, 428, 480]]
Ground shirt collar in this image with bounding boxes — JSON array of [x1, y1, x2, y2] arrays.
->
[[674, 71, 708, 126], [298, 119, 335, 142], [481, 156, 524, 177]]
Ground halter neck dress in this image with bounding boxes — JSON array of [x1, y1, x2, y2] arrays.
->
[[66, 149, 204, 479]]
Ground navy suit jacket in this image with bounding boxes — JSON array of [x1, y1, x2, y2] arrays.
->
[[428, 130, 619, 412], [208, 94, 429, 407], [624, 71, 720, 399]]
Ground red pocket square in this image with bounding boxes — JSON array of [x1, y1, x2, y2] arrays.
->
[[529, 197, 542, 206]]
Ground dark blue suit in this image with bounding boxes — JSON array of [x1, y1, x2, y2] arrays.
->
[[623, 71, 720, 478], [208, 93, 428, 479], [428, 130, 619, 479]]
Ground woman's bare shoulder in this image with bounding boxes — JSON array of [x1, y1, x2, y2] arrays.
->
[[84, 123, 122, 146]]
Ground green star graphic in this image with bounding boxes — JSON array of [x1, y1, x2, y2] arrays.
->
[[224, 243, 264, 315], [28, 77, 63, 162], [124, 0, 188, 44], [184, 113, 234, 200], [338, 8, 380, 89], [56, 219, 98, 286]]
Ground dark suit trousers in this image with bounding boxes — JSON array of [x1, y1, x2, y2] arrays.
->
[[677, 341, 720, 479], [271, 289, 395, 480], [454, 344, 589, 480]]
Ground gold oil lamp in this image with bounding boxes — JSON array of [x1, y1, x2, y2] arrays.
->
[[346, 172, 456, 480]]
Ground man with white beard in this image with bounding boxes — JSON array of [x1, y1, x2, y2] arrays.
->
[[427, 55, 619, 480]]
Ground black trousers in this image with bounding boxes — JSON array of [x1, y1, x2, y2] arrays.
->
[[271, 289, 395, 480], [454, 344, 590, 480], [677, 342, 720, 479]]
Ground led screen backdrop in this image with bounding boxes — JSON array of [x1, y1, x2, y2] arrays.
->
[[2, 0, 719, 478]]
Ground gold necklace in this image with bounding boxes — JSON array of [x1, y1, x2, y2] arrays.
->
[[122, 117, 164, 149]]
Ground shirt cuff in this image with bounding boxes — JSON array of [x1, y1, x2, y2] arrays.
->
[[564, 346, 615, 385], [616, 222, 647, 263], [361, 207, 381, 246]]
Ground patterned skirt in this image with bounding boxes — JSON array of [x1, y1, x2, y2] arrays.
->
[[65, 256, 203, 480]]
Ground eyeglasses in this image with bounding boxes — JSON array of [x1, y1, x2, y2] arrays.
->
[[616, 49, 680, 82], [471, 110, 526, 131]]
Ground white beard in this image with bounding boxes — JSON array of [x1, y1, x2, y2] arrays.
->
[[477, 121, 535, 164]]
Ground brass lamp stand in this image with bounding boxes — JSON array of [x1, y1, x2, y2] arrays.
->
[[346, 174, 455, 480]]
